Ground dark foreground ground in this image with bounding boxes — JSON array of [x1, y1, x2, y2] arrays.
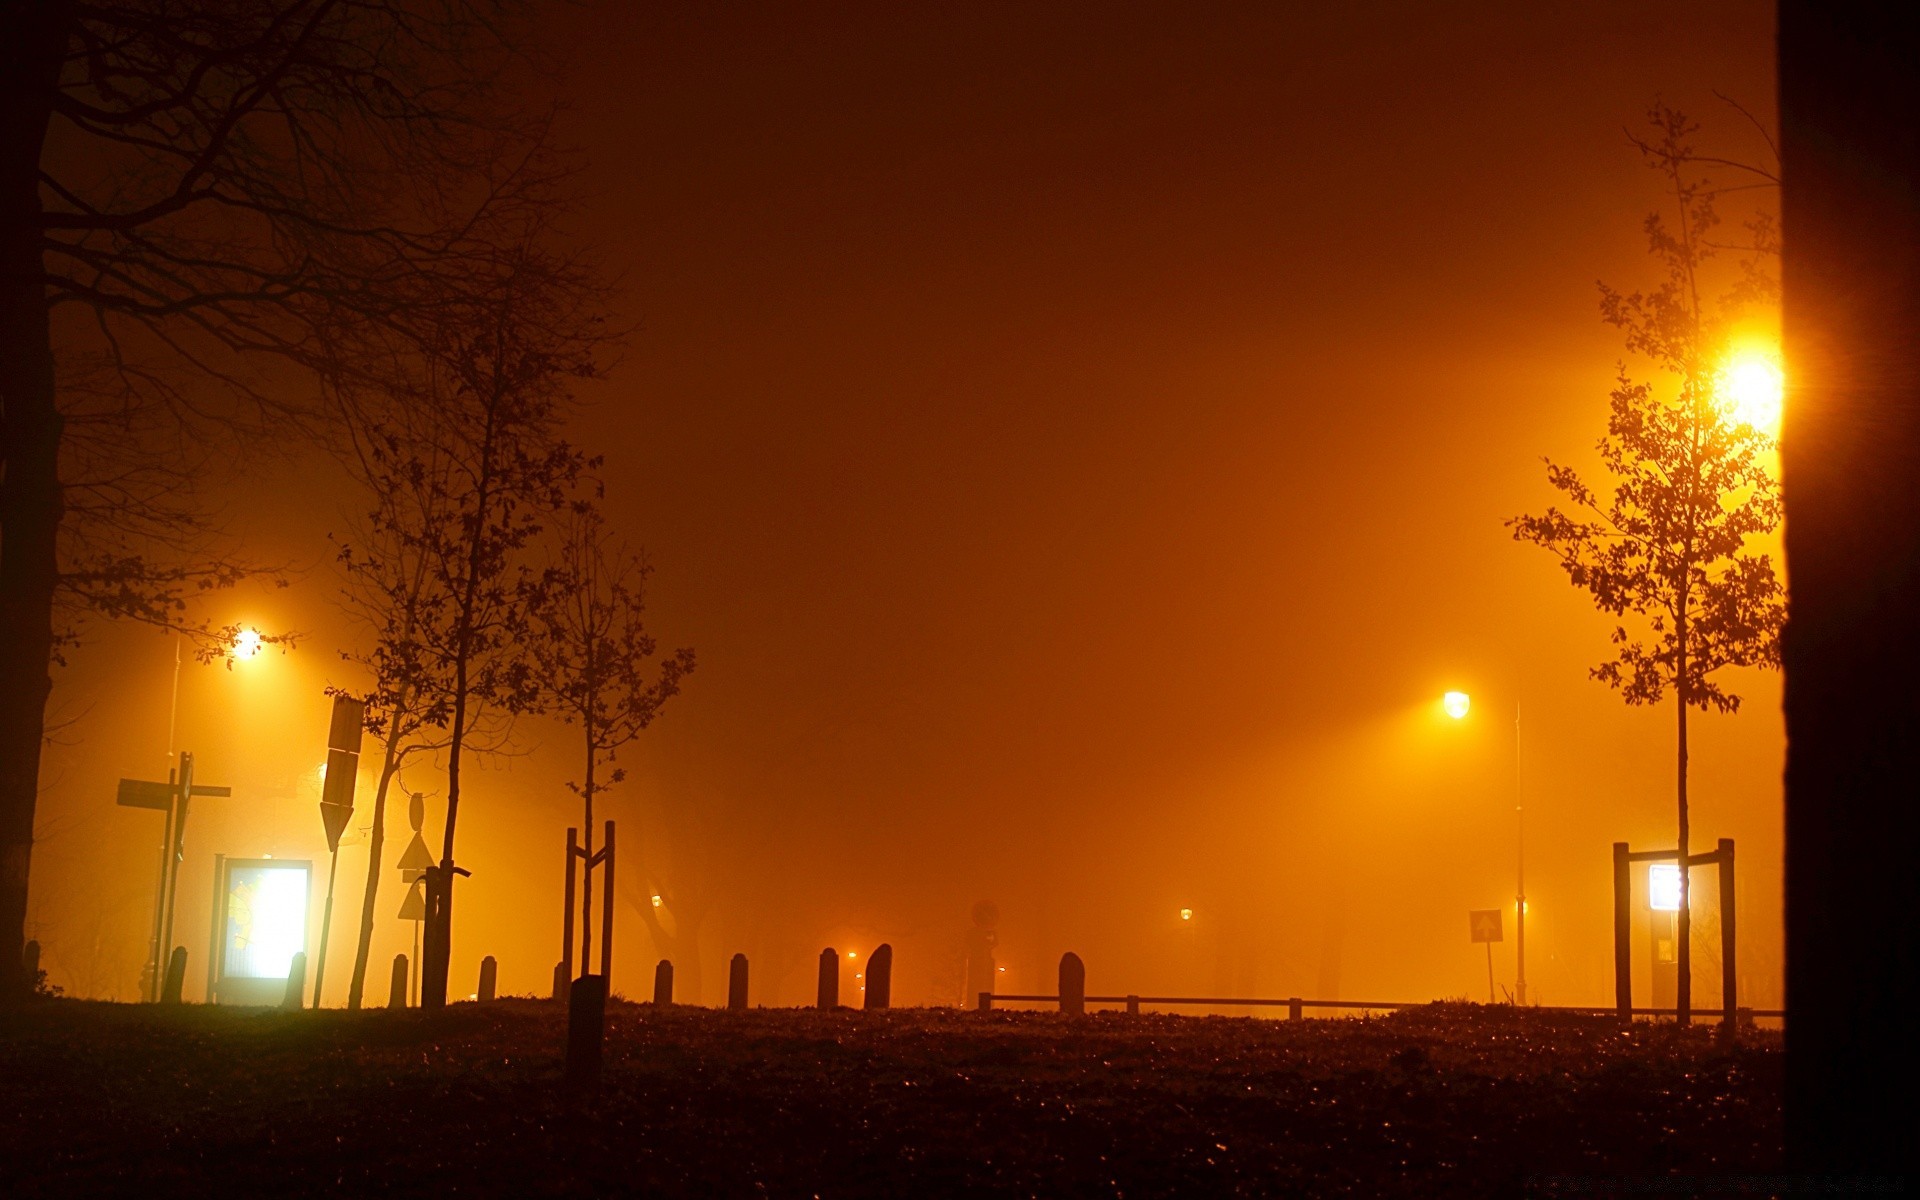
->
[[2, 999, 1781, 1197]]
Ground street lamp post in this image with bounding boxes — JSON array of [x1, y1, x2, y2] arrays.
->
[[1445, 691, 1526, 1005]]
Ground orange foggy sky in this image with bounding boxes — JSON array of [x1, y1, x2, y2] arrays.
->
[[32, 1, 1781, 1011]]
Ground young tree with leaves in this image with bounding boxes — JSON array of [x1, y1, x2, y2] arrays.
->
[[534, 509, 694, 980], [340, 253, 602, 1008], [1512, 105, 1784, 1024]]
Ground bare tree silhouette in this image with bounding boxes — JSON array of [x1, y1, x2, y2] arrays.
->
[[0, 0, 576, 999]]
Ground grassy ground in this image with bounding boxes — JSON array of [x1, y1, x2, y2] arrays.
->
[[2, 998, 1780, 1197]]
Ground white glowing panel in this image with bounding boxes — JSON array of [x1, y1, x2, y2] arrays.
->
[[223, 863, 311, 978], [1648, 863, 1682, 912]]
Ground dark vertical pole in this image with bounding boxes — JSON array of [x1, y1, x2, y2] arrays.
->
[[478, 955, 497, 1003], [312, 845, 341, 1009], [728, 953, 748, 1010], [600, 820, 615, 981], [388, 954, 408, 1008], [653, 959, 672, 1005], [159, 753, 193, 992], [161, 946, 186, 1005], [146, 783, 175, 1002], [817, 948, 838, 1009], [206, 853, 224, 1003], [1718, 838, 1736, 1032], [1781, 1, 1920, 1171], [1612, 842, 1632, 1020], [561, 827, 577, 988]]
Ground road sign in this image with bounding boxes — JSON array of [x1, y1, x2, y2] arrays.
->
[[1469, 909, 1504, 944], [327, 696, 367, 754], [117, 777, 232, 809], [396, 832, 435, 878], [397, 877, 426, 921]]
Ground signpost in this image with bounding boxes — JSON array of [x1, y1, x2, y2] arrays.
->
[[116, 752, 232, 1002], [1468, 909, 1503, 1003], [395, 791, 434, 1006], [310, 696, 367, 1008]]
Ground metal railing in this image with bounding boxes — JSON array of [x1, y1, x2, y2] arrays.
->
[[979, 992, 1785, 1022]]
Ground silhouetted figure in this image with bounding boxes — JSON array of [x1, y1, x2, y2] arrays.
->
[[1780, 2, 1920, 1174]]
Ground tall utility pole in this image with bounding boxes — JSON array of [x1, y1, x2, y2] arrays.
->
[[1514, 700, 1525, 1007]]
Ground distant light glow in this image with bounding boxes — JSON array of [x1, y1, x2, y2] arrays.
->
[[649, 893, 663, 908], [1443, 691, 1471, 720], [848, 951, 857, 959], [1649, 863, 1682, 912], [233, 628, 262, 660], [1179, 908, 1193, 922], [1721, 349, 1784, 433]]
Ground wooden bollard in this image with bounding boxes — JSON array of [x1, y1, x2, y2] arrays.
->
[[1288, 997, 1303, 1021], [389, 954, 408, 1008], [282, 951, 308, 1011], [728, 954, 749, 1010], [161, 947, 187, 1005], [653, 959, 674, 1005], [817, 947, 839, 1009], [1125, 994, 1139, 1015], [551, 961, 568, 1003], [1058, 952, 1085, 1016], [478, 956, 497, 1003], [565, 973, 608, 1087], [977, 991, 993, 1013], [865, 943, 893, 1010]]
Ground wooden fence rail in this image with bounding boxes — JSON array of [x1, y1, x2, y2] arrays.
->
[[978, 992, 1784, 1022]]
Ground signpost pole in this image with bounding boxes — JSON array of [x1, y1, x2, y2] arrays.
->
[[159, 752, 194, 987], [312, 844, 342, 1008]]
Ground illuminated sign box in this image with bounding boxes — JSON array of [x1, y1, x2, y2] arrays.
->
[[1648, 862, 1682, 912], [213, 858, 312, 1005]]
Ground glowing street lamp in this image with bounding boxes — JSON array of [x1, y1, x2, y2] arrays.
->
[[232, 627, 263, 661], [1442, 688, 1527, 1005]]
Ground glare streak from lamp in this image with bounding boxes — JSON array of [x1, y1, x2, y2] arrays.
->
[[1442, 690, 1527, 1005]]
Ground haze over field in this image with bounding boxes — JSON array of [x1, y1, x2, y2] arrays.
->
[[28, 1, 1781, 1012]]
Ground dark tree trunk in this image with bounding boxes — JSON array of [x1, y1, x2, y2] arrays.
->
[[0, 1, 71, 1003], [1780, 2, 1920, 1174]]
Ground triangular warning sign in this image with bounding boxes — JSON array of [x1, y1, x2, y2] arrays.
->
[[397, 880, 426, 921], [396, 832, 435, 872], [320, 801, 353, 853]]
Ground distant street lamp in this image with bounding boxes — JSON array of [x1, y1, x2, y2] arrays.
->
[[1443, 689, 1528, 1005]]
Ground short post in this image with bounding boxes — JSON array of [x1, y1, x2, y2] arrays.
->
[[1058, 952, 1085, 1016], [282, 951, 308, 1011], [478, 956, 497, 1003], [551, 961, 567, 1002], [1719, 837, 1737, 1033], [653, 959, 673, 1006], [161, 946, 187, 1005], [1288, 997, 1303, 1021], [565, 973, 608, 1087], [977, 991, 993, 1013], [865, 943, 892, 1010], [728, 954, 749, 1009], [1125, 994, 1139, 1015], [600, 820, 616, 979], [561, 828, 577, 991], [1612, 841, 1632, 1020], [817, 948, 838, 1009], [388, 954, 408, 1008]]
